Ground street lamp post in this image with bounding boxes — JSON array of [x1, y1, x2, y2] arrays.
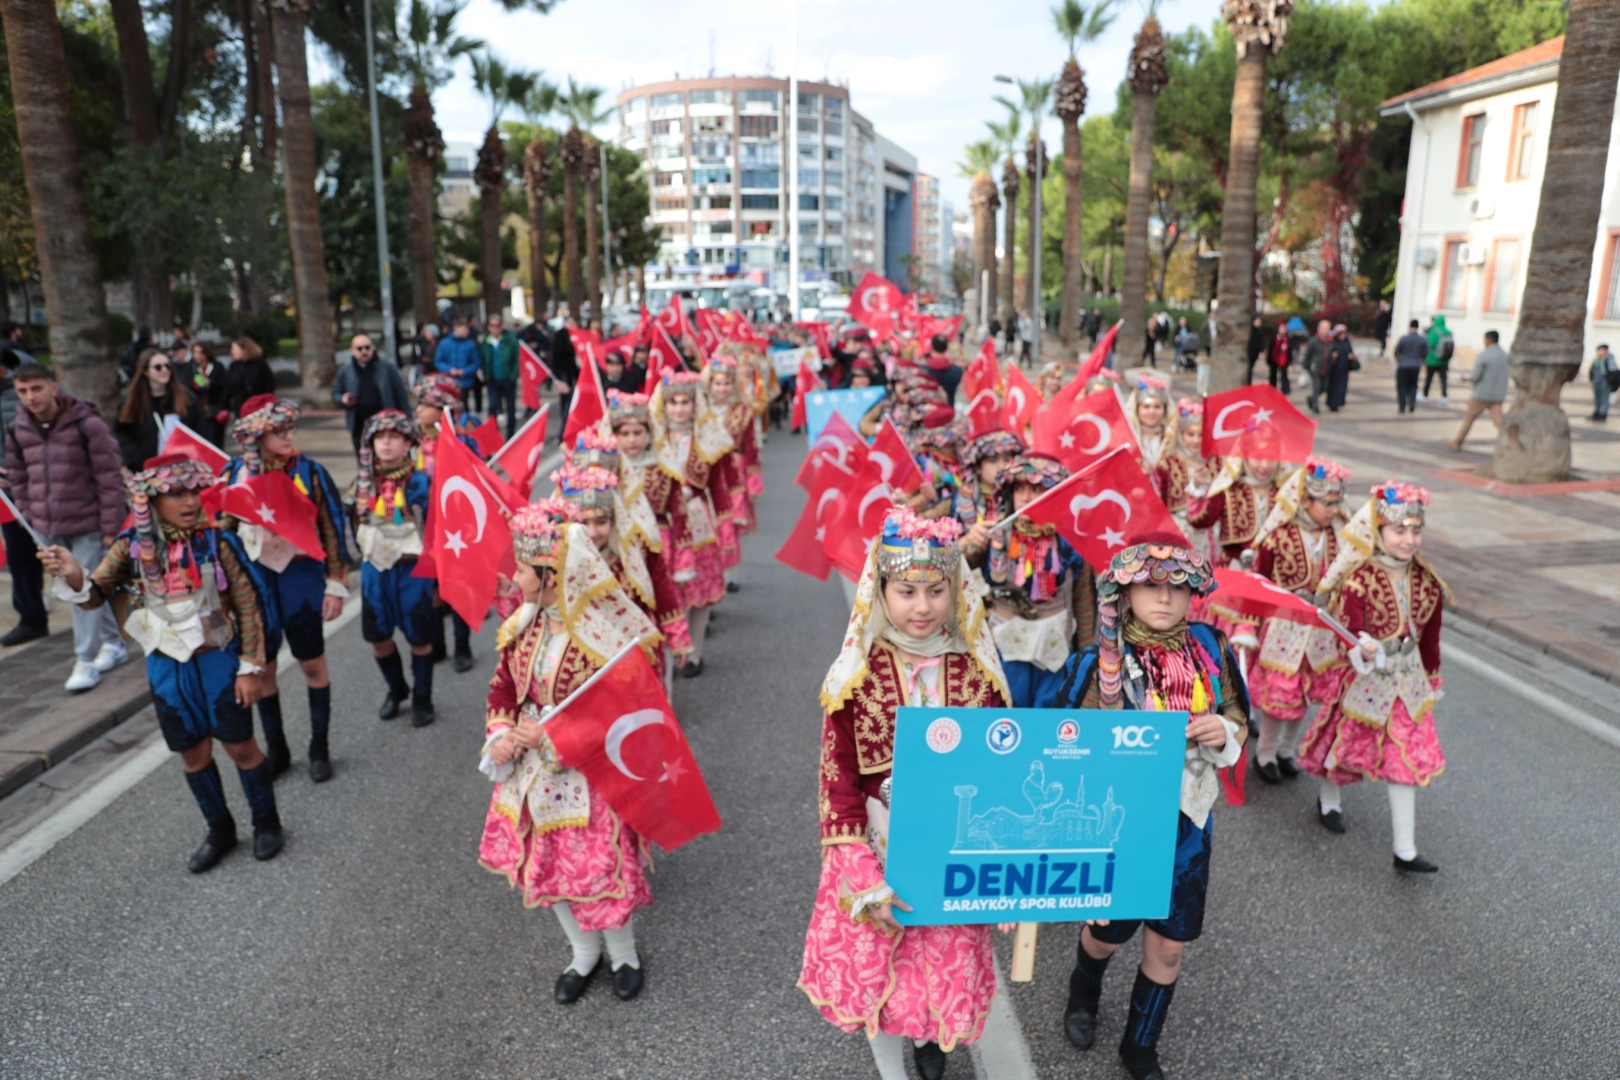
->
[[363, 0, 397, 364], [600, 141, 613, 308]]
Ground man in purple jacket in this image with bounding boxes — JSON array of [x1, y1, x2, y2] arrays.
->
[[5, 364, 129, 690]]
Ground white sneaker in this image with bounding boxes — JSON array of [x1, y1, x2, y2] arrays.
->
[[1440, 396, 1450, 405], [92, 640, 129, 673], [65, 661, 101, 692], [1416, 393, 1428, 402]]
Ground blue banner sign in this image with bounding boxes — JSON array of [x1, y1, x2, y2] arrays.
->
[[804, 386, 886, 445], [886, 707, 1187, 926]]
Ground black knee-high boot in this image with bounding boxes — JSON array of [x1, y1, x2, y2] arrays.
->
[[1065, 937, 1112, 1050], [184, 762, 236, 873], [236, 759, 284, 861], [258, 693, 290, 776], [375, 650, 409, 720], [452, 613, 473, 671], [307, 686, 334, 783], [1119, 968, 1176, 1080], [410, 652, 435, 727]]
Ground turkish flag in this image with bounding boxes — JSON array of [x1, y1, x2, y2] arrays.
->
[[822, 464, 893, 581], [1032, 387, 1140, 473], [222, 471, 324, 561], [893, 293, 922, 333], [777, 456, 856, 580], [1074, 319, 1122, 386], [849, 271, 902, 337], [693, 308, 726, 358], [469, 416, 504, 459], [793, 409, 867, 489], [161, 421, 230, 473], [546, 644, 721, 853], [870, 417, 924, 494], [489, 404, 550, 496], [1210, 568, 1336, 631], [429, 427, 514, 630], [519, 341, 553, 410], [932, 315, 963, 343], [961, 338, 1001, 406], [964, 384, 1003, 436], [1201, 385, 1316, 462], [562, 330, 608, 448], [791, 359, 822, 432], [794, 320, 832, 360], [1003, 364, 1040, 435], [645, 325, 683, 387], [1016, 446, 1186, 571], [656, 294, 691, 341]]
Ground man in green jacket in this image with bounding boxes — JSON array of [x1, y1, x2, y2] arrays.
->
[[1422, 314, 1453, 404], [481, 314, 522, 436]]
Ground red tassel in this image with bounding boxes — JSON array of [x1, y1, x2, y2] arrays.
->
[[1218, 753, 1248, 806]]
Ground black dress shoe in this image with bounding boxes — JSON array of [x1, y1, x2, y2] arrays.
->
[[1318, 800, 1346, 834], [725, 580, 740, 593], [1254, 759, 1282, 784], [379, 688, 405, 720], [611, 962, 645, 1001], [186, 828, 237, 874], [308, 751, 333, 784], [555, 961, 600, 1005], [453, 644, 474, 673], [411, 697, 435, 727], [913, 1041, 946, 1080], [1394, 853, 1439, 874], [1064, 999, 1098, 1050], [680, 659, 704, 679], [265, 739, 292, 778], [252, 827, 284, 862], [1277, 756, 1300, 778], [1, 622, 48, 647]]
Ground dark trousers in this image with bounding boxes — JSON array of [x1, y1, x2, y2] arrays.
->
[[488, 380, 518, 435], [2, 519, 45, 630], [1396, 367, 1420, 412], [1268, 362, 1291, 394], [1423, 364, 1449, 399], [1143, 339, 1157, 367], [468, 377, 485, 413]]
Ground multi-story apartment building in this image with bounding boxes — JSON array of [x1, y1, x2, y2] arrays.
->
[[913, 174, 951, 296], [615, 76, 919, 295]]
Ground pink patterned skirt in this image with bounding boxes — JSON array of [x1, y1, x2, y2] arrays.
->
[[660, 523, 726, 610], [479, 786, 652, 932], [798, 844, 996, 1051], [1298, 682, 1446, 787], [1249, 661, 1348, 721], [716, 511, 743, 570]]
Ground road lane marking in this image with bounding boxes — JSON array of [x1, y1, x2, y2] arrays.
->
[[1445, 639, 1620, 750]]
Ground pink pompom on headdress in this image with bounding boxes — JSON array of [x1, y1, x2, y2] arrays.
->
[[662, 371, 704, 395], [1372, 479, 1430, 525], [1176, 397, 1203, 420], [608, 390, 651, 426]]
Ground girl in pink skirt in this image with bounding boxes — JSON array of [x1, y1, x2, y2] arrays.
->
[[800, 509, 1010, 1080]]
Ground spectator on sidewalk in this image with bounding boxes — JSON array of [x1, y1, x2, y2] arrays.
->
[[115, 349, 206, 471], [5, 363, 128, 690], [1446, 330, 1510, 450], [921, 334, 963, 404], [0, 321, 34, 371], [602, 349, 642, 395], [1373, 300, 1393, 356], [1326, 324, 1354, 411], [1018, 310, 1034, 367], [333, 333, 411, 453], [411, 323, 440, 385], [548, 314, 580, 420], [433, 318, 482, 401], [1393, 320, 1427, 414], [1301, 320, 1331, 415], [1246, 316, 1268, 386], [179, 341, 229, 445], [1422, 315, 1454, 404], [1590, 343, 1617, 422], [481, 314, 521, 435], [223, 338, 275, 420], [0, 349, 46, 646], [1142, 315, 1159, 367]]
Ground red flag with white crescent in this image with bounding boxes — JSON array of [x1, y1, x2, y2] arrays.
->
[[1002, 363, 1040, 436], [519, 341, 553, 410], [657, 294, 691, 340], [222, 471, 324, 561], [960, 338, 1001, 406], [1031, 387, 1140, 473], [489, 404, 550, 496], [822, 463, 893, 581], [428, 428, 514, 629], [645, 325, 682, 387], [869, 417, 924, 494], [777, 458, 851, 580], [849, 271, 902, 337], [161, 421, 230, 472], [563, 330, 608, 448], [793, 409, 867, 489], [791, 359, 823, 432], [1074, 319, 1122, 385], [1200, 385, 1316, 462], [1016, 446, 1186, 571], [964, 385, 1003, 437]]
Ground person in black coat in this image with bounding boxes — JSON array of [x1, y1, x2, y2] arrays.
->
[[115, 348, 206, 470], [1245, 316, 1269, 387], [224, 337, 277, 419], [548, 316, 580, 420]]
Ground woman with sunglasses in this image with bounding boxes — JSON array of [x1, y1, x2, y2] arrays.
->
[[115, 348, 205, 471]]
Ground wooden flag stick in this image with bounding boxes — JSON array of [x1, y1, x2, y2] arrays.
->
[[1009, 922, 1039, 983]]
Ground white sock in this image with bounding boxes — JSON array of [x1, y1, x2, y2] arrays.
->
[[602, 920, 641, 971], [1256, 710, 1281, 765], [1318, 778, 1343, 813], [1388, 783, 1417, 860], [687, 605, 711, 663], [1282, 706, 1315, 760], [868, 1032, 907, 1080], [552, 903, 602, 974]]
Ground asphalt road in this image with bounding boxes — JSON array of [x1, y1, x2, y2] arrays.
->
[[2, 432, 1618, 1080]]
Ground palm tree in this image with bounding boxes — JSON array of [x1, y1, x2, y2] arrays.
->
[[1210, 0, 1293, 392], [0, 0, 113, 405], [1118, 5, 1169, 368], [470, 52, 534, 324], [960, 139, 1000, 334], [1051, 0, 1118, 348], [988, 106, 1022, 327], [1494, 0, 1620, 483], [558, 79, 614, 320], [267, 0, 336, 399], [400, 0, 481, 331], [1018, 78, 1054, 328], [519, 81, 559, 318]]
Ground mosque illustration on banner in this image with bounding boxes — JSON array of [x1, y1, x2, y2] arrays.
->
[[950, 763, 1126, 854]]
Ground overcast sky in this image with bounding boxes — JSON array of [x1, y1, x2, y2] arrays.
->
[[362, 0, 1234, 215]]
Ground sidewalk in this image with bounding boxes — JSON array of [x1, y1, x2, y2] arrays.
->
[[1135, 344, 1620, 684]]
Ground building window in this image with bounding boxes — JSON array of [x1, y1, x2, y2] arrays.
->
[[740, 167, 780, 189], [740, 142, 780, 164], [825, 195, 843, 211], [741, 194, 780, 210], [1439, 238, 1468, 311], [657, 144, 684, 159], [825, 221, 842, 236], [693, 115, 730, 133], [799, 194, 819, 210], [625, 96, 645, 114], [692, 167, 731, 186], [825, 170, 843, 186], [708, 221, 733, 234], [738, 115, 778, 138], [651, 92, 683, 108], [443, 156, 470, 178], [692, 137, 731, 160], [689, 89, 731, 105], [798, 93, 818, 112], [748, 220, 778, 236], [655, 196, 687, 212], [1457, 113, 1486, 188], [1598, 231, 1620, 321], [799, 118, 819, 134], [824, 97, 842, 116], [824, 120, 843, 137], [826, 147, 843, 161], [1484, 237, 1521, 314], [697, 194, 732, 210], [651, 119, 680, 136], [653, 170, 683, 188], [799, 168, 819, 186], [741, 89, 778, 106], [798, 142, 818, 159], [1507, 101, 1538, 181]]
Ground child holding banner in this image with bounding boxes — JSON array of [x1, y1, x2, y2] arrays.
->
[[799, 509, 1010, 1080], [477, 502, 659, 1005], [1037, 533, 1250, 1080]]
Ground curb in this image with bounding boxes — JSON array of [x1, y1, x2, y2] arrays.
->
[[0, 668, 152, 802], [1449, 604, 1619, 686]]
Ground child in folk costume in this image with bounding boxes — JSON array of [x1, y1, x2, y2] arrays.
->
[[1124, 375, 1174, 472], [346, 410, 438, 727], [1298, 482, 1449, 873], [222, 394, 353, 783], [609, 391, 692, 658], [1247, 459, 1350, 783], [1037, 361, 1066, 402], [800, 509, 1009, 1080], [414, 374, 483, 673], [955, 428, 1025, 566], [984, 452, 1098, 706], [1153, 399, 1217, 566], [703, 354, 763, 543], [1186, 423, 1285, 650], [478, 503, 661, 1004], [1038, 534, 1250, 1080], [41, 455, 283, 872], [650, 373, 734, 678]]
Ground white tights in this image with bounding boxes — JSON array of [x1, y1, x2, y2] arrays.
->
[[1256, 704, 1312, 765], [552, 904, 641, 973], [687, 605, 712, 663], [868, 1033, 907, 1080], [1318, 779, 1419, 859]]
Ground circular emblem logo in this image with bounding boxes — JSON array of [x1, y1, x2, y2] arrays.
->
[[986, 717, 1022, 755], [1056, 719, 1080, 744], [925, 716, 962, 754]]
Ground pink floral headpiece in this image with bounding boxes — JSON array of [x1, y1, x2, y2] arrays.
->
[[1372, 479, 1430, 525]]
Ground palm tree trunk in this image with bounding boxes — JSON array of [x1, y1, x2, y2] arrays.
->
[[1210, 49, 1266, 394], [525, 183, 548, 317], [403, 88, 443, 330], [1495, 0, 1620, 483], [267, 0, 336, 401], [584, 161, 601, 320], [0, 0, 113, 407], [563, 166, 582, 315], [480, 187, 503, 322], [107, 0, 174, 335], [250, 0, 277, 161], [1001, 182, 1018, 325], [1059, 112, 1083, 349], [1119, 90, 1156, 366], [1026, 147, 1041, 330]]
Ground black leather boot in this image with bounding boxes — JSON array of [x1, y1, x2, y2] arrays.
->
[[186, 824, 237, 874], [912, 1041, 946, 1080]]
